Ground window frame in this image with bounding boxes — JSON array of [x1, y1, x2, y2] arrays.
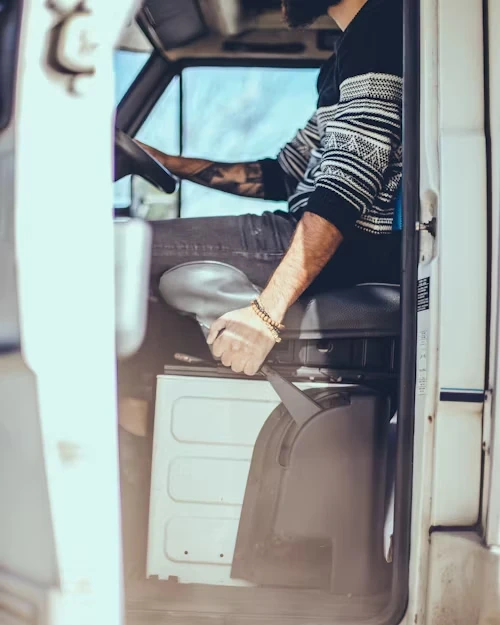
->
[[391, 0, 420, 621], [116, 52, 323, 138], [115, 53, 324, 218]]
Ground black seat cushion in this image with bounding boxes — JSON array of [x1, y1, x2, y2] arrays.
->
[[159, 261, 400, 340]]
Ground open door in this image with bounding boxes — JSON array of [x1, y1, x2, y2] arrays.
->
[[0, 1, 139, 623]]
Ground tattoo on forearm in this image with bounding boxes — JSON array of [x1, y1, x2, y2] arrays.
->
[[135, 143, 265, 199], [190, 162, 265, 199]]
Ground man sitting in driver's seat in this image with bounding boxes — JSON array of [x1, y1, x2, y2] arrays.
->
[[137, 0, 402, 378]]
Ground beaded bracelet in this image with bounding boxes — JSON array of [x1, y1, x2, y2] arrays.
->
[[252, 298, 285, 330], [251, 299, 284, 343]]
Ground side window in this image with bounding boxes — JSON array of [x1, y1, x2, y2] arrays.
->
[[114, 50, 149, 103], [123, 65, 319, 220], [181, 66, 319, 218]]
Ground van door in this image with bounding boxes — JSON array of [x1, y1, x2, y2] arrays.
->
[[0, 1, 137, 623], [485, 0, 500, 549], [409, 0, 490, 622]]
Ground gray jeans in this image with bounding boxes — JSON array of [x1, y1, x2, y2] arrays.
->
[[150, 211, 401, 292]]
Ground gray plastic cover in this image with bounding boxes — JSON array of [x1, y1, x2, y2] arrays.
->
[[115, 218, 152, 359], [159, 261, 400, 340], [231, 387, 393, 594], [139, 0, 207, 50]]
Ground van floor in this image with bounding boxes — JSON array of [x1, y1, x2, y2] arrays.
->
[[125, 579, 391, 625]]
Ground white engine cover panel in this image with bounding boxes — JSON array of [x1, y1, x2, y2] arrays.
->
[[147, 374, 335, 587]]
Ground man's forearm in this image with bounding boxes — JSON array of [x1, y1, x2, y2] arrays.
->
[[259, 212, 344, 323], [136, 141, 264, 199]]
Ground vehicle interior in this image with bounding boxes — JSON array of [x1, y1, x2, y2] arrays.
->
[[113, 1, 419, 624]]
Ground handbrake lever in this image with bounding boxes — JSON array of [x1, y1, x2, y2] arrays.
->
[[261, 365, 321, 426], [174, 354, 321, 426]]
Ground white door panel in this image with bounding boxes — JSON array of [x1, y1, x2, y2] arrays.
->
[[485, 0, 500, 549], [0, 1, 139, 624], [437, 0, 487, 393], [405, 0, 487, 622], [425, 533, 500, 625]]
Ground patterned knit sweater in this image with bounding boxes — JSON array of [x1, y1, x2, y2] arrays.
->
[[261, 0, 403, 236]]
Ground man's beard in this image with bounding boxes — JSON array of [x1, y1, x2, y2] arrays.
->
[[282, 0, 342, 28]]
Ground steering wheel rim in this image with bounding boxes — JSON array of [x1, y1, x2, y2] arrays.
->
[[114, 128, 177, 195]]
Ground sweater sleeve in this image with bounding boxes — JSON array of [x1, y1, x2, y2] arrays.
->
[[305, 23, 403, 235], [259, 113, 321, 201]]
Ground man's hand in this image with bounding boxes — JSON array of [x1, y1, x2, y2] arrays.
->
[[206, 214, 344, 376], [207, 307, 276, 376]]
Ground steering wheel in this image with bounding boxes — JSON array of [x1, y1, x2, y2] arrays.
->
[[114, 128, 177, 194]]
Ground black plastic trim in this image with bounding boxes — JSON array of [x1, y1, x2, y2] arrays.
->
[[178, 70, 184, 217], [116, 52, 181, 136], [136, 10, 167, 54], [440, 391, 485, 404], [483, 0, 492, 390], [162, 363, 395, 385], [379, 0, 421, 622], [480, 0, 492, 534], [430, 524, 482, 534], [177, 57, 323, 70], [0, 0, 22, 350], [0, 0, 23, 130], [136, 3, 208, 54]]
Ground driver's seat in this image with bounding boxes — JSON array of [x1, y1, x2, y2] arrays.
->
[[159, 260, 400, 362], [154, 260, 400, 589]]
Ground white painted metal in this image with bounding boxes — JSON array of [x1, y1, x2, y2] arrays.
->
[[1, 0, 138, 623], [437, 0, 487, 394], [485, 0, 500, 549], [430, 0, 486, 525], [431, 402, 483, 526], [403, 0, 487, 622], [114, 218, 152, 359], [0, 354, 57, 587], [425, 532, 500, 625], [400, 1, 441, 622]]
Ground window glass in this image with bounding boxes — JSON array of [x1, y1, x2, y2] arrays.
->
[[135, 77, 181, 157], [115, 65, 320, 219], [114, 50, 149, 104], [181, 66, 319, 218]]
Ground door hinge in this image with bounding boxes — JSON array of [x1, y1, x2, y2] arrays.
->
[[416, 217, 437, 238]]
